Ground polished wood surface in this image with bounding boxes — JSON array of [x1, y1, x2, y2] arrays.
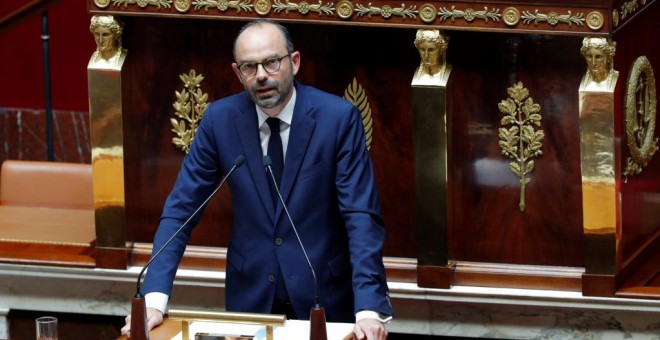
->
[[0, 205, 94, 244], [120, 19, 417, 258], [0, 205, 95, 267], [88, 0, 631, 36], [85, 0, 660, 296]]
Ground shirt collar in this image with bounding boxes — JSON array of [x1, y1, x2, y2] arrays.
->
[[256, 88, 296, 127]]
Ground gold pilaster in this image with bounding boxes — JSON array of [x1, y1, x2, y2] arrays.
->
[[579, 37, 620, 275], [88, 15, 128, 269], [412, 30, 452, 280]]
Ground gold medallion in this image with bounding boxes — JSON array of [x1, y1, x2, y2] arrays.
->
[[623, 56, 658, 179], [94, 0, 111, 8], [503, 7, 520, 26], [174, 0, 191, 12], [337, 0, 354, 19], [255, 0, 272, 15], [586, 11, 604, 30], [419, 4, 437, 23]]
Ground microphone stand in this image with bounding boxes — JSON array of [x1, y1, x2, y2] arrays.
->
[[263, 156, 327, 340], [130, 155, 246, 340]]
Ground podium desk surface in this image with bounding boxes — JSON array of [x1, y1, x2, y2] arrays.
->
[[118, 318, 356, 340]]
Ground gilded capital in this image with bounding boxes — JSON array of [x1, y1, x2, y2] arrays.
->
[[412, 29, 450, 86], [89, 15, 127, 69], [580, 37, 617, 91]]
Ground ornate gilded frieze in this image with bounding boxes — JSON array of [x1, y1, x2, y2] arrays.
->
[[110, 0, 172, 8], [193, 0, 254, 12], [623, 56, 658, 180], [437, 6, 501, 23], [613, 0, 649, 27], [355, 3, 418, 19], [498, 82, 544, 212], [273, 0, 335, 15], [171, 70, 209, 154], [91, 0, 610, 33], [343, 77, 373, 150], [521, 9, 585, 27]]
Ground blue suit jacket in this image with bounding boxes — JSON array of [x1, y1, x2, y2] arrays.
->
[[143, 82, 392, 322]]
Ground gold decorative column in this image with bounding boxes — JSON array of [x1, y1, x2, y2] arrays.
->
[[88, 15, 128, 269], [411, 29, 454, 288], [578, 37, 620, 295]]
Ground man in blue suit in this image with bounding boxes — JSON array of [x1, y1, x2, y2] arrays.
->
[[122, 19, 392, 339]]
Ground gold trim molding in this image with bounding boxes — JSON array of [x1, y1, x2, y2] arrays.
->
[[111, 0, 172, 8], [437, 6, 501, 23], [355, 3, 418, 19], [273, 0, 335, 15], [171, 70, 210, 154], [498, 81, 544, 212], [94, 1, 610, 33], [623, 56, 658, 180], [613, 0, 649, 27], [343, 77, 373, 150], [194, 0, 254, 12], [521, 9, 585, 27]]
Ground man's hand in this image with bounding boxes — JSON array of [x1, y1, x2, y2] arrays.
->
[[353, 318, 388, 340], [120, 307, 164, 337]]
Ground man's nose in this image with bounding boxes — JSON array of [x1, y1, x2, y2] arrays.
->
[[255, 64, 269, 80]]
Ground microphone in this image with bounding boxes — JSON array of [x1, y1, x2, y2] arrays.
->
[[130, 155, 246, 340], [262, 155, 327, 340]]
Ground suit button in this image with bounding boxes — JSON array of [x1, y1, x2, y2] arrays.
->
[[268, 274, 275, 282], [275, 238, 283, 245]]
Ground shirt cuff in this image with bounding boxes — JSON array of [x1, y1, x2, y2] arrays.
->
[[356, 310, 393, 323], [145, 292, 169, 314]]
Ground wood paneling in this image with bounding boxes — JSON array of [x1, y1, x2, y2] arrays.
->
[[447, 31, 585, 267], [120, 19, 418, 258]]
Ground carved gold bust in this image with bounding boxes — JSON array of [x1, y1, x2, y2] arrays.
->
[[580, 37, 617, 90], [412, 29, 450, 86], [89, 15, 126, 69]]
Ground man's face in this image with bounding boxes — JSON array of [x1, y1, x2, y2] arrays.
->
[[93, 26, 116, 54], [584, 47, 608, 82], [232, 24, 300, 116]]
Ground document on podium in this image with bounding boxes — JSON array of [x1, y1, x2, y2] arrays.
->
[[173, 320, 355, 340]]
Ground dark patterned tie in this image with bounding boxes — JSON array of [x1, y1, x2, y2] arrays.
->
[[266, 117, 283, 203]]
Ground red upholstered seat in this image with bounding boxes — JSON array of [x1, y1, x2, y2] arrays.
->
[[0, 160, 93, 210]]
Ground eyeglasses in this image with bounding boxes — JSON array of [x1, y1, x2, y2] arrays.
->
[[237, 54, 290, 78]]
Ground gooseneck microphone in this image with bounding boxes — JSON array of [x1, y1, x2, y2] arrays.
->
[[130, 155, 246, 340], [262, 155, 327, 340]]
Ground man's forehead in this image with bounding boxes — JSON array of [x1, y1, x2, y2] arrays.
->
[[236, 24, 286, 54]]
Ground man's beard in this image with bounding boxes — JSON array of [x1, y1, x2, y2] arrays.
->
[[248, 68, 294, 110]]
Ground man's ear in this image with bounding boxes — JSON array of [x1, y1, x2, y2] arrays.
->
[[231, 63, 243, 84], [290, 51, 301, 76]]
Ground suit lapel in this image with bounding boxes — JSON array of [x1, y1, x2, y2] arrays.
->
[[277, 85, 316, 221], [234, 105, 276, 220]]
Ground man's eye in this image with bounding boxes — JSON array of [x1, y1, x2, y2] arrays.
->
[[264, 59, 278, 67]]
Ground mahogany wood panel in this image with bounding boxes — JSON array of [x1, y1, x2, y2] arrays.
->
[[120, 15, 598, 271], [613, 2, 660, 269], [130, 243, 419, 283], [88, 0, 619, 36], [447, 31, 585, 267], [121, 19, 418, 258], [0, 241, 95, 268]]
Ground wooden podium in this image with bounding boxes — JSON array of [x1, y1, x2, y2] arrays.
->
[[85, 0, 660, 300], [116, 310, 354, 340]]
